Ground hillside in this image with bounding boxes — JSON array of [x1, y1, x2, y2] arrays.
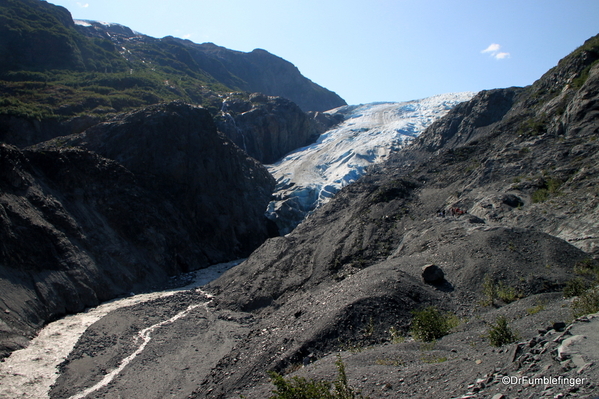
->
[[0, 0, 345, 146], [189, 35, 599, 398], [0, 102, 275, 359], [12, 34, 593, 399]]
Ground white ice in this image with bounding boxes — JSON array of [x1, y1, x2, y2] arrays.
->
[[266, 92, 476, 232]]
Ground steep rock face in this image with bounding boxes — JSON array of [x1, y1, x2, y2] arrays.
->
[[214, 94, 320, 164], [59, 102, 276, 259], [0, 102, 275, 358]]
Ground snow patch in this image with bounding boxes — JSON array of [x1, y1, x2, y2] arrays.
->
[[73, 19, 92, 27]]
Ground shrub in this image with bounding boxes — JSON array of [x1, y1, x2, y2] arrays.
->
[[531, 178, 562, 203], [268, 356, 368, 399], [481, 275, 518, 306], [571, 287, 599, 318], [574, 258, 599, 279], [564, 277, 591, 298], [410, 306, 459, 342], [486, 316, 519, 347]]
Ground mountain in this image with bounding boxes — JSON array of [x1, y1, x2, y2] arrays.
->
[[266, 92, 475, 234], [0, 0, 345, 129], [0, 1, 598, 396], [23, 34, 598, 399], [191, 34, 599, 397], [0, 102, 275, 358]]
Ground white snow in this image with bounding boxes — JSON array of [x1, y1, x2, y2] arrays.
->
[[73, 20, 92, 27], [266, 92, 476, 234]]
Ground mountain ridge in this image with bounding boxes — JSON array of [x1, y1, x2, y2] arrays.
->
[[0, 0, 345, 120]]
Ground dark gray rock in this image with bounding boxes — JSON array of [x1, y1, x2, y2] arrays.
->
[[215, 95, 320, 164], [0, 102, 275, 358], [421, 264, 445, 284]]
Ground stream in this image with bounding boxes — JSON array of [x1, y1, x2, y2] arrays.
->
[[0, 260, 241, 399]]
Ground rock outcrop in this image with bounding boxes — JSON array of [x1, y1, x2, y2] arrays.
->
[[215, 93, 321, 164], [0, 102, 275, 358]]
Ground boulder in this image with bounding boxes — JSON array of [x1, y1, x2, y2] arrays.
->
[[421, 264, 446, 284]]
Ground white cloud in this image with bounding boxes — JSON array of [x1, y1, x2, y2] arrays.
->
[[77, 2, 89, 7], [481, 43, 501, 54], [183, 34, 193, 39], [481, 43, 510, 60]]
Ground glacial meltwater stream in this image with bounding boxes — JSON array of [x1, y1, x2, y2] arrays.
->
[[0, 260, 241, 399]]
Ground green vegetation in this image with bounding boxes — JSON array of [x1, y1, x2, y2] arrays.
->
[[570, 35, 599, 89], [0, 0, 236, 121], [526, 300, 546, 315], [481, 275, 519, 306], [518, 117, 548, 136], [268, 356, 368, 399], [574, 258, 599, 279], [409, 306, 459, 342], [420, 354, 448, 364], [531, 178, 563, 203], [564, 277, 592, 298], [388, 326, 406, 344], [571, 287, 599, 318], [485, 316, 519, 347]]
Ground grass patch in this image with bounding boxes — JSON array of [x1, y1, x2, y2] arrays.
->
[[531, 178, 563, 203], [526, 300, 546, 315], [375, 358, 402, 367], [388, 326, 406, 344], [420, 354, 448, 364]]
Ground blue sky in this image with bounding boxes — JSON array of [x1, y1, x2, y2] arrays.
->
[[49, 0, 599, 105]]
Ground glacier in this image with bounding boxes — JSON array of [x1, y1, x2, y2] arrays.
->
[[266, 92, 476, 234]]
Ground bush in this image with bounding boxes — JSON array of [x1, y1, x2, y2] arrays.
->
[[410, 306, 459, 342], [574, 258, 599, 279], [564, 277, 591, 298], [486, 316, 519, 347], [481, 275, 518, 306], [268, 356, 368, 399], [571, 287, 599, 318]]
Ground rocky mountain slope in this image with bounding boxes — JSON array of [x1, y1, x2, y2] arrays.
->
[[214, 93, 321, 164], [0, 0, 345, 153], [30, 34, 599, 399], [0, 102, 275, 358], [194, 34, 599, 398], [74, 20, 346, 113], [0, 0, 344, 123]]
